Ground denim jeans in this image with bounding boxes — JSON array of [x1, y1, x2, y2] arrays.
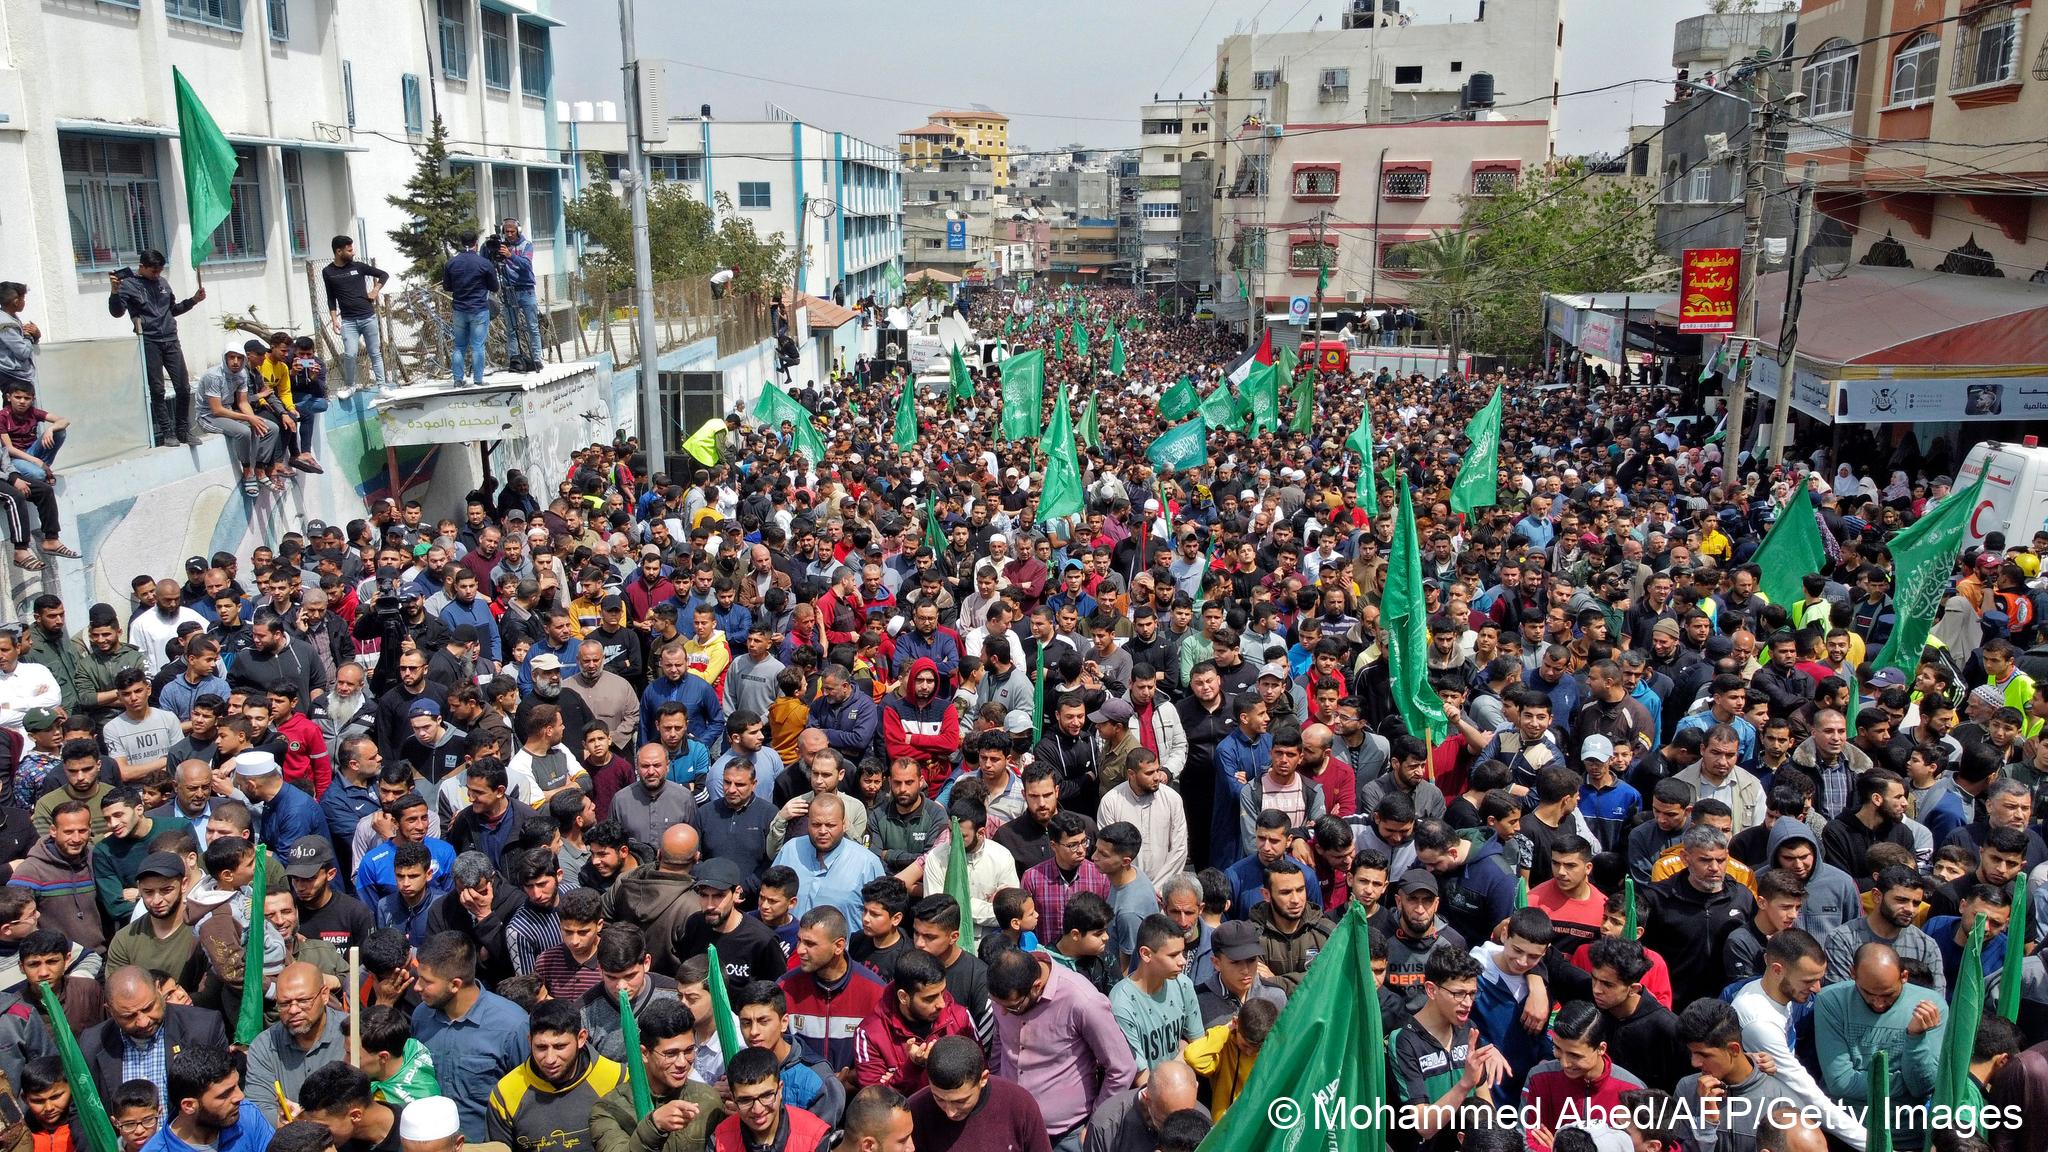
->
[[10, 428, 64, 481], [339, 315, 384, 391], [450, 309, 489, 385], [294, 396, 327, 454], [507, 288, 541, 364]]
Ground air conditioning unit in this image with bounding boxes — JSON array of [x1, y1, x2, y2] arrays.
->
[[1345, 290, 1363, 304]]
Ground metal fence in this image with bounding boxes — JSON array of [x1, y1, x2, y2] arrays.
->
[[300, 264, 779, 388]]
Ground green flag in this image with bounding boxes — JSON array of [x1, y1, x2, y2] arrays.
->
[[36, 981, 120, 1152], [1515, 876, 1529, 910], [1869, 1048, 1893, 1152], [1198, 383, 1240, 432], [1242, 361, 1281, 437], [1449, 388, 1504, 516], [1159, 376, 1200, 421], [1002, 317, 1013, 343], [1031, 655, 1047, 741], [1130, 318, 1146, 333], [923, 497, 946, 554], [1036, 385, 1084, 523], [893, 380, 918, 451], [1274, 344, 1297, 391], [236, 844, 270, 1044], [753, 385, 826, 462], [2004, 872, 2029, 1022], [618, 989, 655, 1115], [704, 943, 745, 1068], [1346, 407, 1377, 508], [1053, 326, 1065, 361], [1071, 323, 1088, 358], [946, 817, 977, 956], [1078, 392, 1100, 450], [1146, 419, 1209, 473], [1109, 328, 1126, 376], [1290, 367, 1314, 435], [1386, 477, 1448, 743], [1935, 914, 1987, 1116], [1198, 903, 1385, 1152], [1873, 470, 1991, 675], [999, 351, 1046, 442], [174, 68, 239, 267], [1624, 876, 1638, 939], [1316, 253, 1330, 300], [1753, 482, 1826, 609], [948, 344, 974, 410]]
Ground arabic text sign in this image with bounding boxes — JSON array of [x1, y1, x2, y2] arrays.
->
[[377, 389, 522, 447], [1744, 356, 1834, 423], [1576, 310, 1623, 362], [1834, 376, 2048, 423], [1679, 248, 1740, 333]]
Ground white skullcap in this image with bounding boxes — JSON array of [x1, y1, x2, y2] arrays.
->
[[398, 1097, 462, 1142], [233, 750, 280, 778]]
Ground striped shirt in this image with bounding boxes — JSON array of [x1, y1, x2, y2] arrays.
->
[[504, 903, 563, 975]]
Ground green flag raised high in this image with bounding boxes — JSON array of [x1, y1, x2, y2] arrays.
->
[[892, 380, 918, 451], [923, 497, 946, 554], [1071, 322, 1088, 358], [1147, 419, 1209, 473], [1199, 902, 1385, 1152], [1197, 383, 1240, 432], [753, 384, 826, 462], [1754, 481, 1826, 609], [37, 980, 120, 1152], [1109, 328, 1126, 375], [1449, 387, 1504, 516], [1053, 326, 1065, 361], [1078, 392, 1100, 450], [1873, 469, 1990, 675], [946, 817, 976, 956], [174, 68, 240, 267], [1159, 376, 1200, 421], [1386, 477, 1448, 743], [1036, 384, 1084, 523], [1346, 407, 1377, 508], [1241, 362, 1281, 437], [948, 343, 974, 410], [999, 350, 1046, 442]]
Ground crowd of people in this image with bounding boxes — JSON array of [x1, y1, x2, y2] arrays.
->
[[0, 277, 2034, 1152]]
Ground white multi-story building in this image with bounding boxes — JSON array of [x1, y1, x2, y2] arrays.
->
[[1209, 0, 1564, 324], [1, 0, 570, 344], [1138, 97, 1215, 287], [561, 104, 903, 305]]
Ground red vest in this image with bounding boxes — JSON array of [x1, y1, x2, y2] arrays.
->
[[712, 1106, 830, 1152]]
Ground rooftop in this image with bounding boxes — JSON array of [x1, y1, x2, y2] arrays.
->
[[934, 109, 1009, 122]]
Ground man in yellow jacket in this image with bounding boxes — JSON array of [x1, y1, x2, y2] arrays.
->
[[487, 999, 630, 1152], [1181, 996, 1278, 1123]]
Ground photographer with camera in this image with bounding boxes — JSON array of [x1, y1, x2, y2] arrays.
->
[[493, 222, 541, 373], [106, 249, 205, 446], [441, 231, 498, 387]]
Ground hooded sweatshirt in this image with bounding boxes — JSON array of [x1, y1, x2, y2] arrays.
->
[[8, 837, 101, 951], [851, 984, 975, 1093], [1766, 818, 1861, 940], [882, 656, 961, 791], [0, 313, 36, 385]]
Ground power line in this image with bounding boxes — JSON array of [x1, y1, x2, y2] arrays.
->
[[1156, 0, 1225, 96]]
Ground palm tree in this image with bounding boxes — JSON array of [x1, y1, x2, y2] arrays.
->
[[1397, 229, 1480, 373]]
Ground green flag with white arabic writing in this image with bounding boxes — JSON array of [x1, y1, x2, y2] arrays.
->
[[174, 68, 239, 267], [1146, 419, 1208, 473], [1159, 376, 1200, 421], [1386, 476, 1448, 743], [1873, 469, 1991, 675], [1198, 383, 1240, 432], [1448, 387, 1504, 516], [1242, 361, 1281, 437], [753, 384, 826, 462], [999, 351, 1046, 442]]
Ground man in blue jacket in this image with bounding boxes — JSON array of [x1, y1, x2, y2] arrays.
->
[[640, 642, 725, 750], [441, 232, 498, 386], [808, 665, 877, 762], [495, 225, 541, 372]]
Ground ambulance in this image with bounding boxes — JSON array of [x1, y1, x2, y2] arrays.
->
[[1955, 438, 2048, 551]]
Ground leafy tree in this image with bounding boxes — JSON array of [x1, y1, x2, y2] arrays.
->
[[385, 117, 476, 283], [1396, 229, 1481, 374], [1403, 160, 1662, 364], [564, 161, 797, 301]]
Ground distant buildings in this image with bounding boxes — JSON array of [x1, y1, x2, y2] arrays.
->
[[899, 109, 1012, 189]]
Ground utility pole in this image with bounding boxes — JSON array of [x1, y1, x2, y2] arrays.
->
[[619, 0, 663, 471], [1723, 67, 1771, 473], [1309, 208, 1330, 385], [1768, 158, 1819, 468]]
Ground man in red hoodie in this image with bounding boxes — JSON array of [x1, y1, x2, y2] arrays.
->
[[852, 948, 974, 1093], [882, 658, 961, 796]]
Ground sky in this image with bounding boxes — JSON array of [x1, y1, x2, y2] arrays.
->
[[556, 0, 1695, 157]]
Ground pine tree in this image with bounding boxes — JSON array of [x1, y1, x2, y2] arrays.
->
[[386, 117, 477, 282]]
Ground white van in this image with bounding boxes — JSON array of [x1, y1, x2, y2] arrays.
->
[[1955, 439, 2048, 551]]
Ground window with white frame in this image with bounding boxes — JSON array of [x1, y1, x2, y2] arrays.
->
[[438, 0, 469, 81], [282, 150, 309, 257], [518, 21, 550, 98], [1889, 31, 1939, 104], [1954, 4, 2022, 89], [167, 0, 242, 31], [203, 146, 266, 264], [1471, 167, 1517, 196], [1687, 165, 1712, 203], [1251, 69, 1279, 90], [1293, 167, 1339, 197], [61, 135, 166, 270], [1142, 202, 1177, 218], [1803, 39, 1858, 116], [528, 172, 558, 241], [738, 181, 771, 209], [481, 8, 511, 90]]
